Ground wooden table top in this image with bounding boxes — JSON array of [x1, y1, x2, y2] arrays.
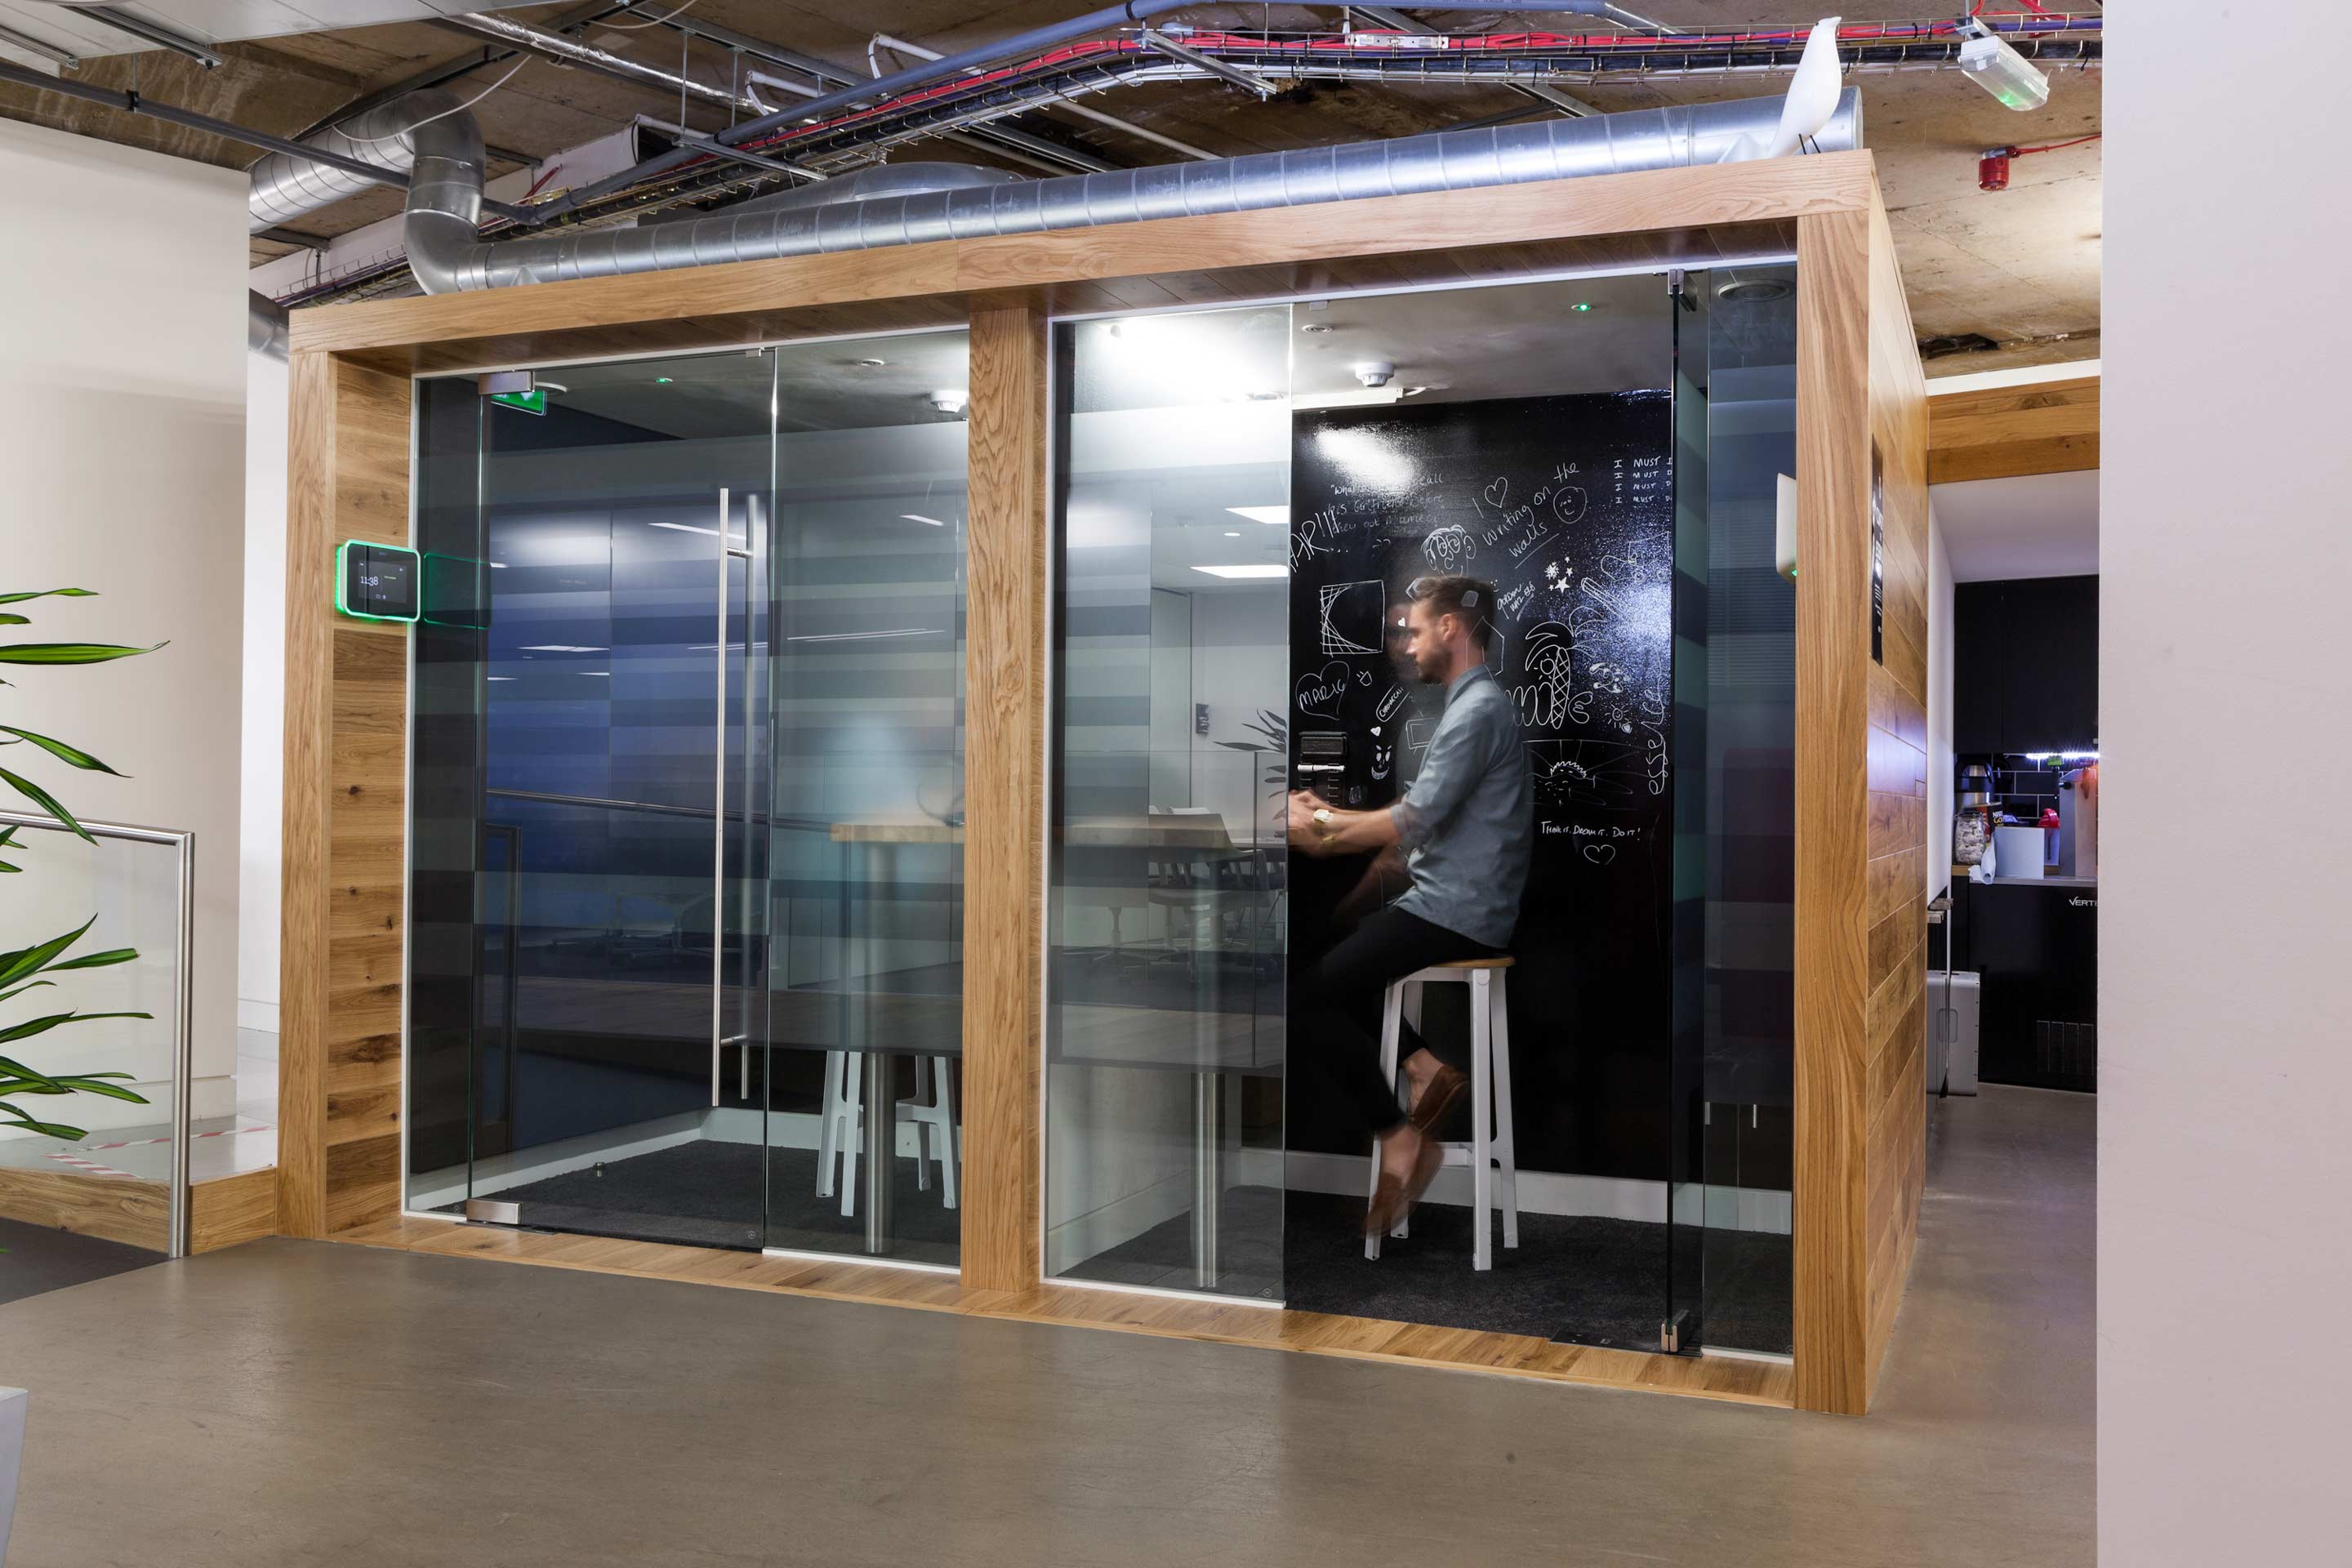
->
[[831, 816, 1284, 852]]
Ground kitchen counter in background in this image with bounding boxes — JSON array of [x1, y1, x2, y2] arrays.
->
[[1931, 875, 2097, 1093]]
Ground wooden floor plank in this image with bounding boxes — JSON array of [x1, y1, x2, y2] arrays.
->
[[327, 1222, 1792, 1409]]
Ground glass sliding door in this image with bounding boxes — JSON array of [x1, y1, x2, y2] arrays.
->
[[760, 331, 969, 1267], [419, 348, 777, 1248], [1045, 304, 1293, 1300], [408, 331, 968, 1267]]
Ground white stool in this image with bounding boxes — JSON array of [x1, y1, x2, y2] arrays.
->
[[817, 1052, 959, 1216], [1363, 956, 1519, 1272]]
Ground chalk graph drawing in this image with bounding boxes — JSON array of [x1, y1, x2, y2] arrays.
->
[[1318, 579, 1384, 657], [1514, 621, 1575, 729], [1526, 738, 1646, 811], [1421, 523, 1477, 572]]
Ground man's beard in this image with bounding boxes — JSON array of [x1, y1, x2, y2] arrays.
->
[[1414, 650, 1446, 684]]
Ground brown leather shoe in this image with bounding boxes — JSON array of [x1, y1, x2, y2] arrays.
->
[[1364, 1134, 1447, 1236], [1409, 1062, 1469, 1134]]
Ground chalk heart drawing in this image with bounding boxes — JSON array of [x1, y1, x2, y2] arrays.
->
[[1482, 477, 1509, 512], [1582, 844, 1617, 866], [1295, 662, 1351, 721], [1551, 486, 1588, 526]]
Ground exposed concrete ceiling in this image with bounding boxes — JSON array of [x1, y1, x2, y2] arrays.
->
[[0, 4, 2100, 377]]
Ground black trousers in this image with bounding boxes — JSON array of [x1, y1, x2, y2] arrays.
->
[[1292, 906, 1501, 1138]]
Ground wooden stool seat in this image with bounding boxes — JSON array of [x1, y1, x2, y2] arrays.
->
[[1365, 958, 1520, 1272]]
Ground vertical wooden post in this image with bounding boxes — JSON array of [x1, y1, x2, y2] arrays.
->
[[960, 301, 1049, 1294], [1792, 207, 1874, 1414], [279, 352, 412, 1240]]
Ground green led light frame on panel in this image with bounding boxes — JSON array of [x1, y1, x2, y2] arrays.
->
[[336, 540, 421, 624]]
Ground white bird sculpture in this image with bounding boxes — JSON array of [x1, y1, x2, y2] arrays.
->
[[1719, 16, 1845, 163]]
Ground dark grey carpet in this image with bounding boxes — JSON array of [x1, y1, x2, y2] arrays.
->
[[0, 1214, 162, 1307], [1067, 1184, 1793, 1353], [484, 1140, 962, 1268]]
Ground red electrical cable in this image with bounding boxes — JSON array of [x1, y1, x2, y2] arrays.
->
[[2011, 131, 2102, 156]]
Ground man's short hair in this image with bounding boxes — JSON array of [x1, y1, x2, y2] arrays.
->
[[1405, 573, 1498, 650]]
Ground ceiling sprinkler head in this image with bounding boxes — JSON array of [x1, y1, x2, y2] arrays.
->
[[1354, 361, 1396, 389]]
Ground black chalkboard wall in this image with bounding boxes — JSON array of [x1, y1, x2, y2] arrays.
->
[[1287, 391, 1676, 1180]]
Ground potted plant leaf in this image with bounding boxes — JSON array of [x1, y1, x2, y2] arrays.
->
[[0, 588, 164, 1143]]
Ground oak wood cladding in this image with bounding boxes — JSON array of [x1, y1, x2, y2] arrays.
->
[[960, 304, 1049, 1294], [1791, 187, 1931, 1416], [339, 1217, 1794, 1407], [281, 353, 411, 1240], [0, 1165, 168, 1250], [1926, 375, 2099, 484], [189, 1167, 278, 1254]]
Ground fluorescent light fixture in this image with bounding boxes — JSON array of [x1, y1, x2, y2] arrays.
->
[[785, 627, 944, 643], [517, 644, 607, 653], [1957, 27, 2051, 111], [900, 514, 948, 527], [486, 675, 516, 682], [1291, 385, 1405, 412], [1192, 564, 1288, 580], [580, 670, 611, 677], [648, 522, 746, 542], [1227, 506, 1289, 527], [1223, 530, 1241, 537]]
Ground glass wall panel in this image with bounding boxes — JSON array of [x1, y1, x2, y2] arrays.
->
[[760, 331, 969, 1267], [1046, 305, 1292, 1299], [1682, 264, 1800, 1353]]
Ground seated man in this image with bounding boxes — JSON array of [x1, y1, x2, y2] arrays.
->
[[1287, 573, 1534, 1234]]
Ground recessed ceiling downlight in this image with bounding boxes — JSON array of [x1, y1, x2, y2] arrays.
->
[[1716, 277, 1795, 304]]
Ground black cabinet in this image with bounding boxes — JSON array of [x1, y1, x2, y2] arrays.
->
[[1953, 575, 2097, 755]]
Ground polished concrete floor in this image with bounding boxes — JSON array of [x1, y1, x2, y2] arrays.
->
[[0, 1087, 2091, 1566]]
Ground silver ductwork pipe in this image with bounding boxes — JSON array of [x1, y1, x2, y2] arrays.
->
[[248, 96, 446, 233], [407, 87, 1859, 294], [248, 291, 291, 361]]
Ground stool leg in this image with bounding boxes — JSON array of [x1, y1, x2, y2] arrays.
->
[[839, 1052, 861, 1218], [1392, 977, 1422, 1241], [936, 1057, 959, 1210], [817, 1051, 843, 1197], [908, 1057, 933, 1193], [1471, 970, 1493, 1272], [1490, 972, 1519, 1250], [1365, 978, 1405, 1262]]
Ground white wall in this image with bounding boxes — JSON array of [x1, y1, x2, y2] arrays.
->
[[0, 120, 246, 1127], [1925, 506, 1955, 899], [2102, 6, 2352, 1561], [241, 352, 287, 1036]]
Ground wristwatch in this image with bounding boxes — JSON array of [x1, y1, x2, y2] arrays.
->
[[1312, 807, 1334, 840]]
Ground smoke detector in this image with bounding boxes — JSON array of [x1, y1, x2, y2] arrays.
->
[[1353, 361, 1396, 388], [928, 389, 969, 416]]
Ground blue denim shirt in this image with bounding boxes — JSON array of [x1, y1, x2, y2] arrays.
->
[[1388, 663, 1533, 949]]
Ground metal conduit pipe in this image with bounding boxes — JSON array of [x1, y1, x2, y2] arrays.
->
[[405, 85, 1859, 293], [530, 0, 1628, 223]]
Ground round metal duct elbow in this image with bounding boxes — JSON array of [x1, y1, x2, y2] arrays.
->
[[248, 290, 291, 361], [249, 87, 466, 234], [405, 87, 1862, 295]]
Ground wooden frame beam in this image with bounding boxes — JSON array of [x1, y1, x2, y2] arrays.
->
[[1927, 374, 2099, 484]]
